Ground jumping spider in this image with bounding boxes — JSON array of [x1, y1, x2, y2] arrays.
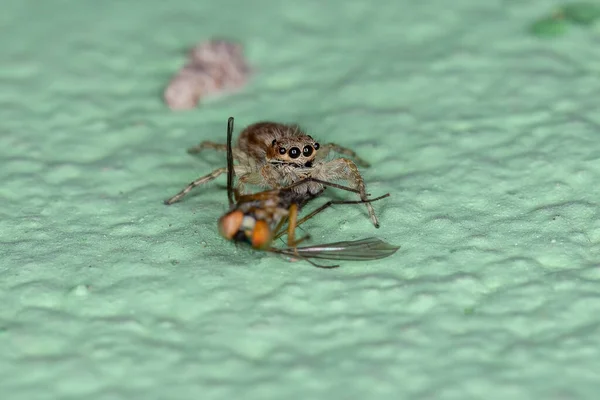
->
[[164, 121, 381, 227]]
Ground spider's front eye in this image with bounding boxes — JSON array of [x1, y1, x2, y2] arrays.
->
[[314, 142, 320, 150], [289, 147, 301, 159], [278, 147, 286, 155], [303, 145, 313, 157], [271, 139, 277, 146]]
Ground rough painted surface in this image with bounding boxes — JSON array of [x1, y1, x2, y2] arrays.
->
[[2, 1, 600, 399]]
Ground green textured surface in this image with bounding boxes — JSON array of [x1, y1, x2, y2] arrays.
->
[[529, 16, 570, 37], [561, 2, 600, 25], [2, 1, 600, 399]]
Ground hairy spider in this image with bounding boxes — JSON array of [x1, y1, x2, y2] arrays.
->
[[164, 120, 381, 227]]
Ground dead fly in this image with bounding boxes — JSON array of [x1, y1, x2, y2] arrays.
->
[[164, 119, 381, 227], [218, 117, 399, 268]]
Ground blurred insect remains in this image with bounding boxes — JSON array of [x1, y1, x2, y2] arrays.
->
[[164, 39, 251, 110], [217, 117, 399, 268], [164, 118, 381, 228]]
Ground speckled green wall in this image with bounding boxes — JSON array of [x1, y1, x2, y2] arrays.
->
[[2, 0, 600, 399]]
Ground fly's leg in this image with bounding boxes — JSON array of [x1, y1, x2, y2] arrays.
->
[[286, 203, 310, 247], [164, 167, 227, 205], [272, 193, 389, 241], [296, 193, 389, 232]]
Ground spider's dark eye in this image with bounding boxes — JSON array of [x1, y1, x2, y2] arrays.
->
[[314, 142, 320, 150], [271, 139, 277, 146], [278, 147, 286, 155], [303, 145, 313, 157], [289, 147, 301, 159]]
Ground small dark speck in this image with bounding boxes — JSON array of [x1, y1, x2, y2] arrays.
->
[[170, 260, 179, 266]]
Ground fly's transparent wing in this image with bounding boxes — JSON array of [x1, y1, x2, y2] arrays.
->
[[272, 237, 399, 262]]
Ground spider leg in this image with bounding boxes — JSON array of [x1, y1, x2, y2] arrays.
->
[[164, 166, 227, 205], [313, 158, 380, 228], [186, 141, 227, 154], [318, 143, 371, 168]]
